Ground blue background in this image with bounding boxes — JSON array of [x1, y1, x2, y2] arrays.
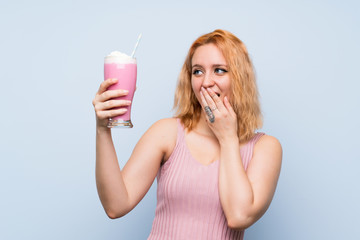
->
[[1, 0, 359, 239]]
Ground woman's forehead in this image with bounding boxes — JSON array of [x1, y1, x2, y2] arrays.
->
[[192, 44, 227, 66]]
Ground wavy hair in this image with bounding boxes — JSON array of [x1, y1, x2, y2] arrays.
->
[[174, 29, 262, 143]]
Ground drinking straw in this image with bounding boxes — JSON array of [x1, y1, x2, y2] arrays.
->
[[131, 33, 142, 58]]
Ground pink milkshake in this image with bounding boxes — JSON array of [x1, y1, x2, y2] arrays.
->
[[104, 51, 137, 128]]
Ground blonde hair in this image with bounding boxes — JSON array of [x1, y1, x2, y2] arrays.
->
[[174, 29, 262, 143]]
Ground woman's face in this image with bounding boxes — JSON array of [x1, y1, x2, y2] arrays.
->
[[191, 43, 231, 107]]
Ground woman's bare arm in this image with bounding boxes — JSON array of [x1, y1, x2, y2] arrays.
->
[[218, 135, 282, 230], [95, 118, 177, 219], [93, 79, 177, 219], [199, 87, 282, 229]]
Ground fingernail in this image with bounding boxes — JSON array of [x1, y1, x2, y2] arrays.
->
[[123, 90, 129, 94], [127, 100, 132, 105]]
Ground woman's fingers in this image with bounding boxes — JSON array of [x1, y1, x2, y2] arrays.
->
[[201, 88, 237, 120], [97, 78, 129, 102], [93, 79, 132, 127], [95, 99, 131, 112], [201, 87, 215, 107], [93, 78, 129, 108], [94, 95, 131, 119], [98, 78, 118, 94], [205, 88, 225, 111], [201, 87, 218, 117], [200, 90, 208, 107], [98, 89, 129, 102], [201, 87, 227, 113], [94, 98, 131, 121], [96, 108, 128, 119]]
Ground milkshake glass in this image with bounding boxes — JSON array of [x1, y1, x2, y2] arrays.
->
[[104, 51, 137, 128]]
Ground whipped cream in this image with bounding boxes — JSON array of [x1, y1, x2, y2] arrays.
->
[[105, 51, 136, 64]]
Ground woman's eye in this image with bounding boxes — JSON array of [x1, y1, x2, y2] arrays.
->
[[215, 68, 228, 74], [193, 69, 203, 75]]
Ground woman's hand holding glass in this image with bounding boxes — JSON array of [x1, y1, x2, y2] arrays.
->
[[92, 78, 131, 129], [200, 87, 238, 144]]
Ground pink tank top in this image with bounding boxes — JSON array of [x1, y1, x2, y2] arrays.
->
[[148, 119, 265, 240]]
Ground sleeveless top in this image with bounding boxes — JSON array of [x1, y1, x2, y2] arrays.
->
[[148, 119, 265, 240]]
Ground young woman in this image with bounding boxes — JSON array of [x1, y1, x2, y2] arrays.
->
[[93, 29, 282, 239]]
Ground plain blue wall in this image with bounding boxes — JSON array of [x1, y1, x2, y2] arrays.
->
[[1, 0, 359, 239]]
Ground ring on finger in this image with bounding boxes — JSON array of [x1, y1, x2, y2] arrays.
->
[[204, 106, 215, 123]]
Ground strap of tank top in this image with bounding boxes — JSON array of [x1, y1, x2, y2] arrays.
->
[[166, 118, 185, 162], [252, 132, 265, 145], [158, 119, 185, 173], [176, 118, 185, 140], [242, 132, 265, 170]]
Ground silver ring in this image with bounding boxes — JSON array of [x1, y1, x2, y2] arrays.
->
[[204, 106, 215, 123], [211, 106, 217, 111]]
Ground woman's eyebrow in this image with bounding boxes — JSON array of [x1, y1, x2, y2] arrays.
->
[[213, 64, 228, 68], [192, 64, 203, 69], [192, 64, 227, 68], [192, 64, 228, 68]]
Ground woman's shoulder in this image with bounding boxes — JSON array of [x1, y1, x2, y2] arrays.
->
[[254, 133, 282, 150], [140, 118, 178, 141], [257, 133, 281, 144], [253, 134, 282, 164], [150, 117, 178, 133]]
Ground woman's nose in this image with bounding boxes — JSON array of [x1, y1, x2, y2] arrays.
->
[[202, 73, 215, 88]]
